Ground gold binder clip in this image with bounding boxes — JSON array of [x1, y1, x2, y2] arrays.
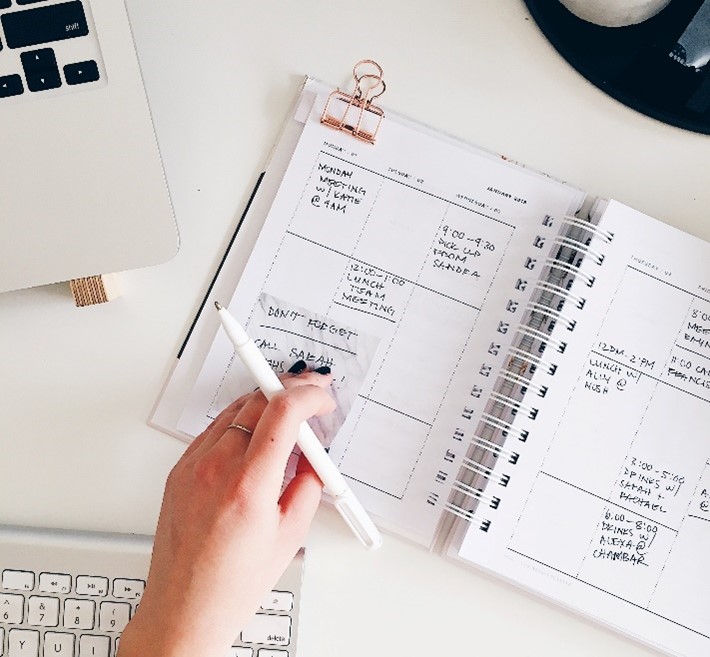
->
[[321, 59, 386, 145]]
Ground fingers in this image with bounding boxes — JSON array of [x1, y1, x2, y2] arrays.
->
[[186, 370, 330, 459], [216, 395, 268, 453], [181, 393, 254, 460], [184, 390, 266, 462], [183, 365, 334, 506], [244, 384, 335, 490], [282, 369, 333, 391], [194, 371, 332, 464]]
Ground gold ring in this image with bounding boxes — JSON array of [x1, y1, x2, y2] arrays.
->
[[227, 423, 253, 436]]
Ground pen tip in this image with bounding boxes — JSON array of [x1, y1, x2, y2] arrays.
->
[[214, 301, 223, 311]]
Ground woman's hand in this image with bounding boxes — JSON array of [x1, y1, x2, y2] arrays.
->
[[118, 368, 334, 657]]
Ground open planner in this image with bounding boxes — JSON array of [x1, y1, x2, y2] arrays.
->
[[151, 64, 710, 657]]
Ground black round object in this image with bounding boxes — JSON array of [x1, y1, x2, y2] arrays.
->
[[523, 0, 710, 134]]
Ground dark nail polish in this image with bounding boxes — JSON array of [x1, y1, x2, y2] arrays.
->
[[314, 366, 331, 375], [288, 360, 307, 374]]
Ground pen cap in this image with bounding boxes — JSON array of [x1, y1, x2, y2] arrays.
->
[[334, 492, 383, 550]]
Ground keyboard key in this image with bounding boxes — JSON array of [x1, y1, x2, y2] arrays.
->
[[63, 599, 95, 630], [8, 629, 39, 657], [240, 615, 291, 646], [64, 60, 99, 85], [2, 1, 88, 50], [38, 573, 71, 595], [112, 578, 144, 600], [0, 0, 10, 9], [0, 527, 300, 657], [20, 48, 61, 92], [43, 632, 75, 657], [98, 601, 130, 632], [260, 591, 293, 612], [2, 570, 34, 591], [17, 0, 52, 4], [76, 576, 108, 597], [0, 593, 25, 623], [27, 596, 59, 627], [78, 635, 109, 657]]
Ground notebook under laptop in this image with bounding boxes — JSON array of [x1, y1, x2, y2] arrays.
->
[[0, 0, 177, 293]]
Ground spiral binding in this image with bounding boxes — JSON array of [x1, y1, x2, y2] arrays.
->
[[443, 211, 614, 532], [543, 257, 597, 288], [480, 412, 530, 442], [470, 434, 520, 463], [506, 346, 558, 376], [534, 280, 587, 310], [459, 456, 511, 487], [443, 502, 491, 531], [488, 391, 538, 419], [497, 369, 548, 398], [552, 235, 606, 265], [561, 214, 615, 243], [516, 324, 568, 354]]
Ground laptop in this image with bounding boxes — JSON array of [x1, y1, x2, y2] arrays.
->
[[0, 0, 178, 293]]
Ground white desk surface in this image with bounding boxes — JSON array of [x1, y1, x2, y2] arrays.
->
[[1, 1, 708, 655]]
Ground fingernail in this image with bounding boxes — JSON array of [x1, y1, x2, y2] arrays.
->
[[314, 366, 331, 375], [288, 360, 307, 374]]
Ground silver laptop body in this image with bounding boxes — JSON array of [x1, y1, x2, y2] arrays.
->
[[0, 0, 177, 293]]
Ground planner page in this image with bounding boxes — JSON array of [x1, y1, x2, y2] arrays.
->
[[178, 91, 584, 546], [457, 201, 710, 657]]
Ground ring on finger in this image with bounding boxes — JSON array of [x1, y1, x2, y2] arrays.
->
[[227, 422, 253, 436]]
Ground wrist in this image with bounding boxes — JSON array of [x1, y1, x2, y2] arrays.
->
[[118, 583, 250, 657], [118, 600, 226, 657]]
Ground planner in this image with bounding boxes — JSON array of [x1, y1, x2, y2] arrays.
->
[[151, 65, 710, 657]]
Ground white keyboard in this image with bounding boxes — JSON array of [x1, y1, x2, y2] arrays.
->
[[0, 525, 304, 657], [0, 0, 107, 103]]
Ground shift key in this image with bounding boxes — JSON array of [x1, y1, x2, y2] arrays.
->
[[2, 1, 88, 49]]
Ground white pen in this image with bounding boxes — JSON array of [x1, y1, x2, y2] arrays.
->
[[214, 301, 383, 550]]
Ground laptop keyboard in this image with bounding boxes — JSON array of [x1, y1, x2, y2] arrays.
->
[[0, 0, 106, 102], [0, 525, 305, 657]]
